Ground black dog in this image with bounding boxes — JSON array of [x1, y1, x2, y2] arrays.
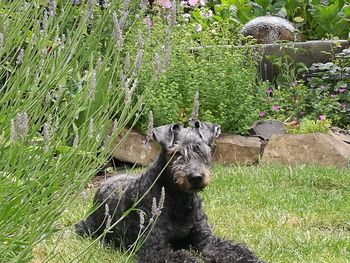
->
[[76, 121, 265, 263]]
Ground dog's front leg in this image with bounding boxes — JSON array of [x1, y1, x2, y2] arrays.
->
[[199, 236, 266, 263], [137, 237, 201, 263], [190, 213, 265, 263]]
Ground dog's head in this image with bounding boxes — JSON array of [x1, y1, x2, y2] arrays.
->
[[152, 121, 221, 193]]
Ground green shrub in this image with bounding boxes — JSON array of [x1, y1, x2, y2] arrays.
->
[[287, 118, 332, 134], [137, 22, 264, 134]]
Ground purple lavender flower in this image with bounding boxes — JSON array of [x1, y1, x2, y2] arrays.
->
[[87, 0, 95, 26], [159, 0, 172, 8], [89, 69, 97, 101], [164, 28, 172, 68], [0, 32, 3, 50], [140, 0, 149, 10], [144, 16, 153, 27], [48, 0, 57, 16], [190, 90, 200, 125], [154, 52, 163, 79], [11, 112, 29, 142], [188, 0, 198, 6], [145, 110, 154, 143], [16, 48, 24, 66], [200, 9, 213, 18]]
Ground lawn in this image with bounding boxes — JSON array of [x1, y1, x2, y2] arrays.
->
[[32, 165, 350, 263]]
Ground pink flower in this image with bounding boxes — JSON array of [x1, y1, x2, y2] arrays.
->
[[159, 0, 172, 8], [319, 115, 326, 121], [188, 0, 198, 6], [196, 24, 202, 32], [300, 111, 305, 116], [266, 88, 273, 95], [330, 93, 337, 97], [143, 16, 153, 27], [341, 103, 347, 109], [338, 88, 346, 93], [259, 112, 266, 117], [272, 105, 281, 111]]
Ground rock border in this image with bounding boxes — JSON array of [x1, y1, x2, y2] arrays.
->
[[112, 128, 350, 168]]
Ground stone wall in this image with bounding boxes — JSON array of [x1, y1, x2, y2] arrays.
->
[[112, 129, 350, 168]]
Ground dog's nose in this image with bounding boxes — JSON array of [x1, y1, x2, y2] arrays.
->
[[189, 174, 203, 186]]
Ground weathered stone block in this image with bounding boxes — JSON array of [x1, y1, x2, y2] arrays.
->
[[213, 134, 262, 165], [112, 129, 160, 166], [261, 133, 350, 167]]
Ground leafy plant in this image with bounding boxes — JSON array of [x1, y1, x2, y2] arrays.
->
[[0, 1, 161, 262], [287, 118, 332, 134], [304, 47, 350, 128], [136, 22, 265, 134], [258, 47, 350, 130], [186, 1, 350, 41], [258, 80, 310, 121]]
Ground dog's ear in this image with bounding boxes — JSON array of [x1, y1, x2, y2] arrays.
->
[[194, 121, 221, 146], [152, 123, 182, 149]]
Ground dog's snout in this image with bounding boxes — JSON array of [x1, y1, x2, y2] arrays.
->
[[189, 174, 203, 186]]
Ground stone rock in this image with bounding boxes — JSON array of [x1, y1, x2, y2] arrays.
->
[[240, 16, 298, 44], [112, 129, 160, 166], [249, 120, 286, 140], [261, 40, 350, 81], [261, 133, 350, 167], [331, 127, 350, 144], [213, 134, 262, 165]]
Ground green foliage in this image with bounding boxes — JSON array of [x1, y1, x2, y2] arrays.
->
[[188, 0, 350, 40], [0, 1, 159, 262], [287, 118, 332, 134], [258, 48, 350, 130], [305, 48, 350, 128], [137, 23, 264, 134], [259, 80, 311, 121]]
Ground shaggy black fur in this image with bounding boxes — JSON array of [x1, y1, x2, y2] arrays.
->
[[76, 121, 265, 263]]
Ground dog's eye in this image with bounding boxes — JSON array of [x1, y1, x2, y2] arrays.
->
[[193, 145, 205, 157], [193, 145, 201, 153]]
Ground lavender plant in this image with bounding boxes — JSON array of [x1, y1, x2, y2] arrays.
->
[[0, 1, 164, 262]]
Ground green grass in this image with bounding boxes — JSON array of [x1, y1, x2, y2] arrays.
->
[[33, 165, 350, 263]]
